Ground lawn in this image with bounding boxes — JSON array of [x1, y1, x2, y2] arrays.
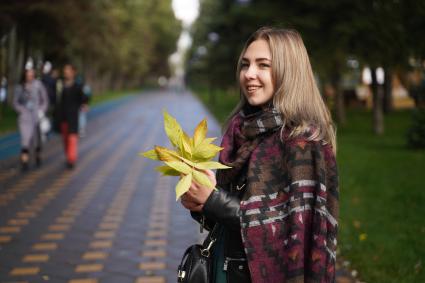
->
[[0, 89, 137, 136], [194, 87, 425, 283]]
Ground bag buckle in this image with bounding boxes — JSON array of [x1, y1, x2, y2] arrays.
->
[[177, 270, 186, 281], [200, 239, 216, 257]]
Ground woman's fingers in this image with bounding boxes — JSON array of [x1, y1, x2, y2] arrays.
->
[[181, 197, 199, 210]]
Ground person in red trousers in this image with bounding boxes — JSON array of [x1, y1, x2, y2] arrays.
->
[[58, 63, 88, 169]]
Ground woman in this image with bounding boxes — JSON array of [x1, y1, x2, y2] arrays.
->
[[13, 68, 49, 171], [181, 27, 339, 282]]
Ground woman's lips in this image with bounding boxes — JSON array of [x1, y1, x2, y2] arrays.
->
[[246, 85, 261, 94]]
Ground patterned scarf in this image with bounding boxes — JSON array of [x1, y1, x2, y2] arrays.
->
[[216, 106, 282, 187], [216, 106, 339, 283]]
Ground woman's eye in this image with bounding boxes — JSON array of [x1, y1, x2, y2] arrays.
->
[[259, 63, 270, 68], [240, 63, 249, 69]]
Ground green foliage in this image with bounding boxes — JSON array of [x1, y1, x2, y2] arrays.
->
[[337, 110, 425, 282], [407, 108, 425, 148], [0, 0, 181, 88], [187, 0, 425, 89]]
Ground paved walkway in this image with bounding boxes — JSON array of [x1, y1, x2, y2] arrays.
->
[[0, 90, 356, 282]]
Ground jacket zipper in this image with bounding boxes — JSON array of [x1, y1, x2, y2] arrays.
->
[[223, 257, 247, 271]]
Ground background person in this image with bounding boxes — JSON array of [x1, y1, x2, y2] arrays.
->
[[57, 63, 88, 169], [13, 67, 49, 170]]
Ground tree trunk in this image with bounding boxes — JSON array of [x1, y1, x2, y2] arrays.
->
[[383, 67, 393, 113], [331, 70, 346, 126], [371, 68, 384, 135]]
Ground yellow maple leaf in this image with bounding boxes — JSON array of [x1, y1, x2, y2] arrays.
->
[[176, 173, 192, 200], [140, 110, 231, 200], [164, 161, 192, 175], [155, 166, 180, 176], [193, 119, 207, 147], [163, 111, 183, 148], [193, 170, 214, 188]]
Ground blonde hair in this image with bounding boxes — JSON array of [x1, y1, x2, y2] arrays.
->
[[228, 27, 336, 153]]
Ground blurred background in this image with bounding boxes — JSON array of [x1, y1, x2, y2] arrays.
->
[[0, 0, 424, 282]]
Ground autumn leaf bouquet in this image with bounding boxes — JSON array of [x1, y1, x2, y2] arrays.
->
[[141, 111, 230, 200]]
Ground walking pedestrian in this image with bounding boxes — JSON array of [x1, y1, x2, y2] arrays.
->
[[13, 67, 49, 171], [180, 27, 339, 282], [57, 63, 88, 169]]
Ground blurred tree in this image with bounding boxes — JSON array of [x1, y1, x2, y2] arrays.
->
[[186, 0, 425, 133], [0, 0, 181, 96]]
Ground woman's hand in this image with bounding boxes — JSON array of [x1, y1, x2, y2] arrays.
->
[[180, 170, 216, 212]]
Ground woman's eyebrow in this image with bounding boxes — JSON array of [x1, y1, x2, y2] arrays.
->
[[241, 57, 271, 62], [256, 57, 271, 62]]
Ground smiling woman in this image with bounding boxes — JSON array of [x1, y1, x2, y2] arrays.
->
[[180, 27, 339, 283]]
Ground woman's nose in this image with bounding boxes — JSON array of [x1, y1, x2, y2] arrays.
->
[[244, 65, 257, 80]]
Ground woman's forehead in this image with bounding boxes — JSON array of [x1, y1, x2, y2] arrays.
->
[[243, 39, 271, 60]]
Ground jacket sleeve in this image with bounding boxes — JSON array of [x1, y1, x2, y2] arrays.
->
[[38, 81, 49, 113], [190, 211, 215, 231], [13, 86, 26, 113], [201, 188, 241, 231]]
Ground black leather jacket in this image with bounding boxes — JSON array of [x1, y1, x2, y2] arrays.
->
[[191, 182, 252, 283]]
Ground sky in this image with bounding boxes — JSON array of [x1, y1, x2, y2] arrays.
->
[[172, 0, 199, 27], [170, 0, 200, 79]]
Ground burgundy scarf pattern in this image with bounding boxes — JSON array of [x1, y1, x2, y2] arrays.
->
[[217, 108, 339, 283]]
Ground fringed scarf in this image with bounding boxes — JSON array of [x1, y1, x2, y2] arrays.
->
[[216, 106, 339, 283]]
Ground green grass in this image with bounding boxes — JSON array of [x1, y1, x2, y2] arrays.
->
[[0, 89, 138, 136], [193, 88, 425, 283], [0, 105, 18, 135]]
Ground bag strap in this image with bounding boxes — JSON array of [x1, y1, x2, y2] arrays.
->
[[200, 223, 220, 258]]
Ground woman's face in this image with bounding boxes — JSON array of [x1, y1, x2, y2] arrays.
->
[[239, 39, 274, 108], [25, 69, 35, 82]]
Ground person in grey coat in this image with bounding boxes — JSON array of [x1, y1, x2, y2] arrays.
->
[[13, 68, 49, 170]]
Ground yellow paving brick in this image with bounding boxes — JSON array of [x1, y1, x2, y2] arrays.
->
[[89, 240, 113, 249], [0, 235, 12, 243], [69, 279, 98, 283], [62, 210, 80, 216], [48, 224, 70, 231], [148, 222, 167, 229], [94, 231, 115, 239], [25, 205, 44, 211], [82, 251, 108, 260], [17, 211, 37, 218], [149, 216, 168, 222], [144, 239, 167, 247], [135, 276, 166, 283], [55, 217, 75, 224], [0, 226, 21, 233], [8, 219, 29, 226], [41, 233, 64, 240], [10, 267, 40, 276], [23, 254, 50, 262], [146, 230, 167, 238], [139, 262, 166, 270], [98, 222, 119, 230], [102, 216, 122, 222], [32, 242, 58, 251], [141, 250, 166, 258], [75, 263, 103, 273]]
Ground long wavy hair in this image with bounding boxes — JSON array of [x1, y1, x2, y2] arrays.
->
[[227, 27, 336, 153]]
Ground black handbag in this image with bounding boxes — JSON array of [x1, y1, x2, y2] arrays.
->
[[177, 225, 219, 283]]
